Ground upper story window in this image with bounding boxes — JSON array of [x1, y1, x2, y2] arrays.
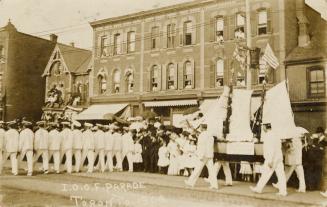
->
[[127, 31, 136, 53], [216, 59, 224, 87], [235, 13, 245, 39], [151, 65, 160, 91], [100, 36, 109, 57], [125, 69, 134, 93], [258, 57, 268, 84], [184, 61, 193, 89], [308, 66, 326, 98], [98, 75, 107, 94], [114, 33, 122, 55], [151, 26, 159, 50], [113, 69, 121, 93], [51, 61, 63, 76], [167, 63, 176, 90], [167, 23, 176, 48], [236, 71, 246, 87], [184, 21, 193, 46], [258, 10, 268, 35], [215, 17, 224, 42]]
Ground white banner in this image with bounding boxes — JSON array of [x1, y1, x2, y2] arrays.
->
[[226, 142, 255, 155]]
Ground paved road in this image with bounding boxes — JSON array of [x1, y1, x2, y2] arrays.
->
[[0, 168, 326, 207]]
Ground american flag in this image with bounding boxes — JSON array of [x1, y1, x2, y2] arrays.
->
[[262, 43, 279, 69]]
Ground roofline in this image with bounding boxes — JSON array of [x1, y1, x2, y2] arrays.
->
[[90, 0, 215, 27], [57, 42, 92, 53], [284, 57, 326, 66]]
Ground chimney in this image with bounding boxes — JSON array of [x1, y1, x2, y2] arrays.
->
[[50, 34, 58, 43], [70, 42, 75, 47], [296, 0, 310, 47]]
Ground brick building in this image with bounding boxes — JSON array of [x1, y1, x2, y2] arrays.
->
[[285, 1, 327, 132], [86, 0, 300, 125], [0, 21, 56, 121]]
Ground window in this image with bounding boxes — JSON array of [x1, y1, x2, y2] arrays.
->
[[308, 66, 325, 97], [113, 70, 121, 93], [184, 61, 193, 88], [216, 59, 224, 87], [184, 21, 193, 46], [114, 33, 122, 55], [151, 26, 159, 49], [215, 17, 224, 42], [151, 65, 159, 91], [126, 72, 134, 93], [258, 57, 268, 84], [0, 45, 4, 60], [235, 13, 245, 39], [100, 36, 109, 57], [98, 75, 107, 94], [167, 24, 176, 48], [236, 71, 246, 87], [167, 63, 175, 89], [127, 31, 136, 53], [258, 10, 268, 35], [51, 61, 63, 76]]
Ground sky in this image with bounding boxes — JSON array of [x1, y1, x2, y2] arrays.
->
[[0, 0, 192, 49]]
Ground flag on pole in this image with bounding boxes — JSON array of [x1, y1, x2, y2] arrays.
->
[[262, 43, 279, 69]]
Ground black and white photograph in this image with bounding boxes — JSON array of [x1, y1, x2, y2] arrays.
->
[[0, 0, 326, 206]]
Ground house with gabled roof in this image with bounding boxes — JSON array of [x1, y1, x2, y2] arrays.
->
[[42, 40, 92, 121]]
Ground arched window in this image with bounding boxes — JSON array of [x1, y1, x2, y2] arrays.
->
[[98, 75, 107, 94], [125, 69, 134, 93], [113, 69, 121, 93], [216, 59, 224, 87], [184, 61, 193, 89], [167, 63, 175, 90], [151, 65, 159, 91]]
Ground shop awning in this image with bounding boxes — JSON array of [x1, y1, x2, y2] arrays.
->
[[144, 99, 198, 107], [74, 103, 128, 120]]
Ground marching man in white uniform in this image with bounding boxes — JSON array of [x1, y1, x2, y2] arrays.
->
[[4, 121, 19, 175], [122, 127, 134, 172], [81, 123, 95, 173], [0, 121, 5, 175], [93, 124, 105, 172], [48, 123, 61, 173], [19, 121, 34, 176], [185, 124, 218, 189], [34, 121, 49, 174], [104, 125, 114, 172], [72, 121, 83, 173], [112, 125, 123, 171], [250, 123, 287, 196], [60, 122, 73, 174]]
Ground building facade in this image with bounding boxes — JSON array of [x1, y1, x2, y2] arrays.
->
[[42, 41, 92, 121], [0, 21, 56, 121], [285, 1, 327, 132], [88, 0, 298, 125]]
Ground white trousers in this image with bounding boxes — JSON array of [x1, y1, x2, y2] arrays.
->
[[48, 150, 60, 172], [122, 151, 134, 172], [255, 161, 287, 194], [20, 150, 33, 175], [73, 149, 82, 172], [81, 149, 94, 173], [60, 150, 72, 173], [3, 152, 18, 175], [284, 165, 306, 191], [187, 157, 218, 188], [105, 151, 114, 172], [113, 150, 122, 170], [94, 149, 105, 172], [214, 161, 233, 185], [34, 150, 49, 171]]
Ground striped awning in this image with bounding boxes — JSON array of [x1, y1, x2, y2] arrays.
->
[[144, 99, 198, 107]]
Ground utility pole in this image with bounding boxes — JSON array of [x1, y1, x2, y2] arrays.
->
[[246, 0, 252, 90]]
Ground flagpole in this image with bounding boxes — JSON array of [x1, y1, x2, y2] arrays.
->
[[246, 0, 252, 90]]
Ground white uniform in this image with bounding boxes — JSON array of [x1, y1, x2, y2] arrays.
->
[[19, 128, 34, 175], [157, 146, 169, 167], [186, 130, 217, 189], [94, 129, 105, 172], [104, 130, 114, 172], [81, 129, 95, 173], [72, 129, 83, 172], [253, 130, 287, 195], [167, 141, 180, 175], [112, 132, 123, 170], [4, 128, 19, 175], [122, 132, 134, 172], [133, 142, 143, 163], [0, 128, 5, 174], [48, 129, 61, 173], [60, 127, 73, 173], [34, 128, 49, 172]]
